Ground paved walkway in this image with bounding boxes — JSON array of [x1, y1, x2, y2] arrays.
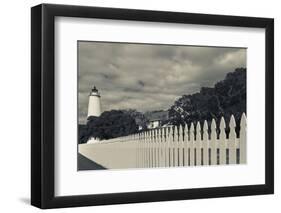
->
[[78, 153, 106, 170]]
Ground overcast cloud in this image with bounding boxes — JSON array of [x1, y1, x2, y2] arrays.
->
[[78, 41, 246, 124]]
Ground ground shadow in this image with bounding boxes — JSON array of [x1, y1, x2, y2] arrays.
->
[[78, 153, 106, 170]]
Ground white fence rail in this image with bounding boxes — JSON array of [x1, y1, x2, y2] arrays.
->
[[79, 113, 246, 169]]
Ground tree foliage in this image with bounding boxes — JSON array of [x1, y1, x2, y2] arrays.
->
[[79, 110, 138, 143], [168, 68, 246, 130], [122, 109, 149, 131]]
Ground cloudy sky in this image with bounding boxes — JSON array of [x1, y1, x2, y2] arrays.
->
[[78, 41, 246, 124]]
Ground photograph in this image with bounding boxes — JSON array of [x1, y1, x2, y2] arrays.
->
[[77, 41, 247, 170], [30, 2, 274, 209]]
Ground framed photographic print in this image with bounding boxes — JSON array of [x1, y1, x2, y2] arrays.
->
[[31, 4, 274, 209]]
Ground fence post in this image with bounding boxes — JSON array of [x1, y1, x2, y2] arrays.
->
[[229, 115, 237, 164], [219, 116, 227, 165], [240, 113, 247, 164], [210, 119, 217, 165], [202, 120, 209, 165]]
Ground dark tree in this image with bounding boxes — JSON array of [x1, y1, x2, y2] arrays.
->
[[86, 110, 138, 140], [78, 124, 89, 144], [168, 68, 246, 132]]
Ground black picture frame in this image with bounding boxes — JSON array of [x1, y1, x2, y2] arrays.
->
[[31, 3, 274, 209]]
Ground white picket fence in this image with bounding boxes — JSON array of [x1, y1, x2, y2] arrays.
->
[[78, 113, 246, 169]]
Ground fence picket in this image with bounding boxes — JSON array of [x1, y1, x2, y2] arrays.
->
[[202, 120, 209, 165], [138, 134, 140, 168], [179, 125, 184, 167], [149, 130, 153, 168], [147, 131, 150, 168], [154, 129, 158, 167], [229, 115, 237, 164], [210, 119, 217, 165], [143, 132, 145, 168], [190, 123, 195, 166], [164, 127, 169, 167], [135, 134, 138, 167], [184, 123, 189, 166], [240, 113, 247, 164], [169, 127, 174, 167], [160, 127, 165, 167], [219, 117, 227, 165], [139, 133, 142, 168], [146, 131, 149, 167], [136, 134, 138, 168], [174, 126, 179, 167], [196, 122, 202, 166], [151, 129, 155, 168], [151, 130, 154, 168], [142, 133, 145, 168], [155, 129, 160, 167]]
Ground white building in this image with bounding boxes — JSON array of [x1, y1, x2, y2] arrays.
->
[[147, 119, 161, 129], [146, 110, 169, 129]]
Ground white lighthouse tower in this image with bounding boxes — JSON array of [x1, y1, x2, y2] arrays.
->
[[87, 85, 102, 118]]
